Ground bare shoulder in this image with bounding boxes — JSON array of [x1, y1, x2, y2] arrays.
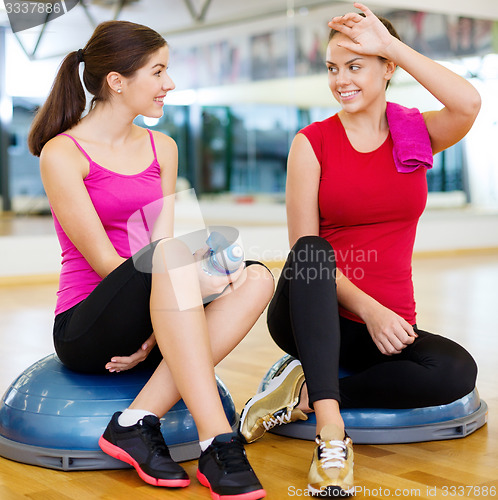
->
[[40, 134, 88, 179], [149, 129, 178, 160], [293, 132, 314, 149], [289, 133, 319, 169], [41, 134, 75, 159]]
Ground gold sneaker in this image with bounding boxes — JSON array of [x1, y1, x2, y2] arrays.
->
[[308, 424, 355, 497], [239, 359, 307, 443]]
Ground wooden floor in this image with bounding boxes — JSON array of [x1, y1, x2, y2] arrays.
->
[[0, 252, 497, 499]]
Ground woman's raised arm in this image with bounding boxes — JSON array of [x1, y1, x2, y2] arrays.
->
[[329, 2, 481, 154]]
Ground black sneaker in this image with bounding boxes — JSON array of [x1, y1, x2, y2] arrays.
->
[[197, 432, 266, 500], [99, 412, 190, 488]]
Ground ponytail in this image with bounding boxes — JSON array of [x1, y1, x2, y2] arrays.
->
[[28, 51, 86, 157]]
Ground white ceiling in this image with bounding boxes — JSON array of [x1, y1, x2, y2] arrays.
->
[[2, 0, 498, 61]]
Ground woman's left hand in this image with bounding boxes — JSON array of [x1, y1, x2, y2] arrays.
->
[[328, 2, 394, 57], [193, 247, 247, 300], [363, 303, 418, 355], [105, 333, 157, 373]]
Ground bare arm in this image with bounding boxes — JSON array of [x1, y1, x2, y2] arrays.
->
[[287, 132, 416, 355], [286, 133, 320, 248], [387, 37, 480, 154], [150, 131, 178, 242], [40, 136, 125, 278], [329, 2, 481, 154]]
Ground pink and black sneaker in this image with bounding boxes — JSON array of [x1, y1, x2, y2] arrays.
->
[[197, 431, 266, 500], [99, 412, 190, 488]]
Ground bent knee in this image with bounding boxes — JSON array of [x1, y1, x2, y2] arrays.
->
[[291, 236, 336, 267], [246, 262, 275, 302], [294, 235, 334, 253], [429, 338, 478, 402], [447, 350, 478, 398], [152, 238, 194, 273]]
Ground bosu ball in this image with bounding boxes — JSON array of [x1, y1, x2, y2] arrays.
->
[[258, 355, 488, 444], [0, 354, 238, 470]]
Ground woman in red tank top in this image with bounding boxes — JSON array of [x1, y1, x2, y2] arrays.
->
[[239, 3, 480, 496]]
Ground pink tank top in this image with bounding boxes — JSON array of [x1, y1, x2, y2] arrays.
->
[[53, 129, 164, 315]]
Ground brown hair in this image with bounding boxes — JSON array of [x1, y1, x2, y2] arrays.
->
[[328, 12, 401, 89], [28, 20, 167, 156]]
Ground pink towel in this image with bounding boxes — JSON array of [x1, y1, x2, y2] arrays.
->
[[386, 102, 433, 173]]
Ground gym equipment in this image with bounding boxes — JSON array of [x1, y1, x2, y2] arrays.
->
[[258, 355, 488, 444], [0, 353, 238, 470]]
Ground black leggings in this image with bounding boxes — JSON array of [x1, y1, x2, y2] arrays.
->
[[267, 236, 478, 409], [54, 240, 263, 374]]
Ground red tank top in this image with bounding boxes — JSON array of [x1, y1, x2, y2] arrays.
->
[[300, 114, 428, 324]]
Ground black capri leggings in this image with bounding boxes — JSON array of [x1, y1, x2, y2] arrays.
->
[[267, 236, 478, 409], [54, 240, 263, 374]]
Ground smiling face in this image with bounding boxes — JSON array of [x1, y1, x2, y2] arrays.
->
[[326, 33, 394, 113], [120, 45, 175, 119]]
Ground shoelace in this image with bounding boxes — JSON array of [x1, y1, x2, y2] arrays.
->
[[215, 438, 251, 474], [262, 408, 292, 431], [139, 418, 170, 456], [318, 440, 347, 469]]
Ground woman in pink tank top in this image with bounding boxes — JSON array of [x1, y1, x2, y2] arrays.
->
[[28, 20, 272, 499], [239, 3, 480, 497]]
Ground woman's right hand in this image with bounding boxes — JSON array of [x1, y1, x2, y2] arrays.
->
[[362, 302, 417, 355], [105, 333, 157, 373], [328, 3, 394, 58]]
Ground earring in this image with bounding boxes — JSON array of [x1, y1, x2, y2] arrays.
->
[[117, 89, 122, 94]]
